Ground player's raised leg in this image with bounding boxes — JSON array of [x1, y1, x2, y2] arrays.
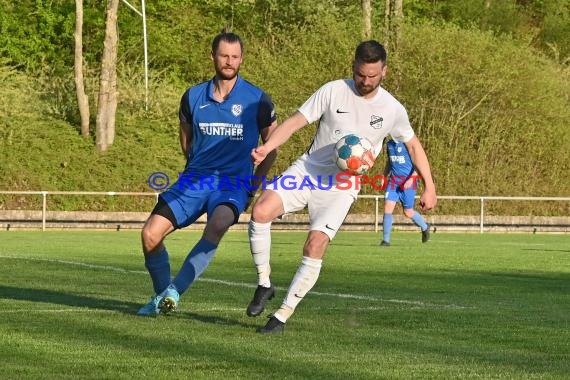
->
[[247, 190, 284, 317], [247, 219, 275, 316], [404, 207, 429, 243], [258, 231, 327, 333], [258, 189, 350, 333], [402, 189, 429, 243]]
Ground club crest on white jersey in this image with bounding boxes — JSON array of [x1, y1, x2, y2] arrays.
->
[[370, 115, 383, 129]]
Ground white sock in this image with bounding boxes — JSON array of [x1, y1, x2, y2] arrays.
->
[[274, 256, 322, 323], [248, 220, 272, 288]]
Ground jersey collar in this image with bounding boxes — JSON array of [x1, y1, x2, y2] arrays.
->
[[207, 75, 243, 102]]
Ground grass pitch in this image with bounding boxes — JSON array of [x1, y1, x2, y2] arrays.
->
[[0, 230, 568, 379]]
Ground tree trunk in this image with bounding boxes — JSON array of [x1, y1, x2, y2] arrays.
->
[[482, 0, 492, 29], [383, 0, 391, 48], [393, 0, 403, 53], [383, 0, 403, 56], [74, 0, 89, 137], [362, 0, 372, 39], [96, 0, 120, 152]]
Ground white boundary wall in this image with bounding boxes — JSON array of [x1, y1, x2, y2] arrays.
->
[[0, 191, 568, 233]]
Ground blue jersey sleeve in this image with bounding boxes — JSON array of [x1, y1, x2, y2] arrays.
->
[[256, 92, 277, 131], [179, 90, 191, 124]]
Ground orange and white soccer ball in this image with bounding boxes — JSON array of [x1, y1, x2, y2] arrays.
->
[[334, 134, 375, 175]]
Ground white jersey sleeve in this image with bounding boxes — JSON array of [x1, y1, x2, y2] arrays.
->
[[389, 103, 414, 144], [298, 81, 336, 124]]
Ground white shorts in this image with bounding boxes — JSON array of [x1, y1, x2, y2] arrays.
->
[[269, 165, 356, 240]]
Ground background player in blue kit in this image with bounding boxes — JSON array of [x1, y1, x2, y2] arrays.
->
[[380, 139, 430, 247], [137, 28, 278, 316]]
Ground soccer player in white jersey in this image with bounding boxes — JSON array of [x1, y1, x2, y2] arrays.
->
[[246, 40, 437, 333]]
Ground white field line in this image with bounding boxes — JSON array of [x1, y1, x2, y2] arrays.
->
[[0, 255, 468, 310], [0, 308, 116, 314], [423, 240, 546, 246], [0, 307, 247, 314]]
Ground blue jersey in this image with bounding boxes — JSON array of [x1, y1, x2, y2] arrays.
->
[[179, 75, 276, 186], [387, 140, 414, 178], [385, 140, 417, 207]]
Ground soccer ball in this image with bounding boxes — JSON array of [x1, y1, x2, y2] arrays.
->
[[334, 134, 375, 175]]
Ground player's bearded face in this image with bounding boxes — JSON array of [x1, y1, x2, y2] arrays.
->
[[212, 41, 243, 80], [353, 61, 387, 98]]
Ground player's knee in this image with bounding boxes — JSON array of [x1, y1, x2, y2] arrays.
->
[[251, 202, 274, 223], [141, 226, 162, 253], [251, 192, 283, 223], [204, 218, 232, 240], [403, 209, 415, 218], [303, 232, 328, 259]]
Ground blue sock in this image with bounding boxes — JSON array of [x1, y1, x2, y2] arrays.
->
[[172, 238, 218, 295], [383, 213, 393, 242], [411, 211, 428, 231], [144, 247, 171, 295]]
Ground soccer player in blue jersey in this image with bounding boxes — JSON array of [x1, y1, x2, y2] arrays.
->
[[380, 139, 430, 246], [137, 28, 278, 316]]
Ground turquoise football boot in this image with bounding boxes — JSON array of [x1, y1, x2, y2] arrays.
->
[[158, 284, 180, 315], [137, 294, 162, 317]]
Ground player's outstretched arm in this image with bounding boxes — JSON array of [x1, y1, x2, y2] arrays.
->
[[179, 121, 192, 156], [383, 152, 391, 177], [251, 111, 308, 165], [380, 154, 391, 190], [404, 136, 437, 210], [251, 121, 279, 191]]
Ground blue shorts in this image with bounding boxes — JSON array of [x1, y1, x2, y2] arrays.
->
[[385, 181, 416, 209], [159, 175, 249, 229]]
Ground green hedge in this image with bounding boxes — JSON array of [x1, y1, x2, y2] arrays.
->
[[0, 2, 568, 216]]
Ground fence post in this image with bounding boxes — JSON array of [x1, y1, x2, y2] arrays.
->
[[480, 197, 484, 234], [41, 191, 47, 231], [374, 196, 379, 233]]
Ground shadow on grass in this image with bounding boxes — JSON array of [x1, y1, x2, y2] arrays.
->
[[522, 248, 570, 253], [0, 284, 264, 330], [179, 311, 257, 329], [0, 285, 140, 314]]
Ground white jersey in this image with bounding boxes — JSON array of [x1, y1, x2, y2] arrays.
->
[[291, 79, 415, 196]]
